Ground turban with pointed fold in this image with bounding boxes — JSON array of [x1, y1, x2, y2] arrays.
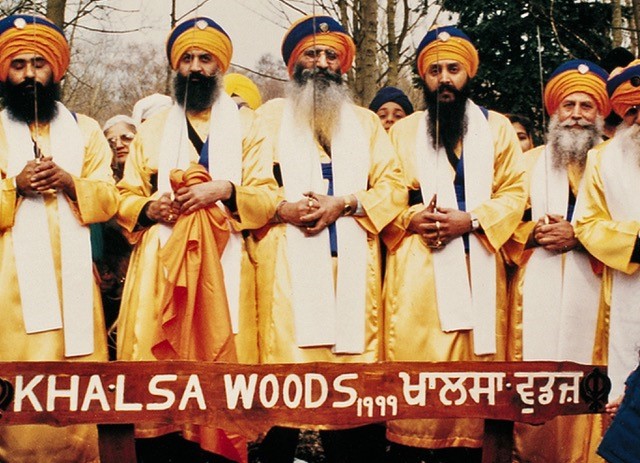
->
[[607, 59, 640, 117], [416, 25, 479, 79], [166, 17, 232, 73], [281, 15, 355, 77], [0, 14, 69, 83], [544, 59, 610, 116], [223, 73, 262, 110]]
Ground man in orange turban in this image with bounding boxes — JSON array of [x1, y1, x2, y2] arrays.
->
[[382, 25, 527, 462], [574, 59, 640, 462], [0, 14, 118, 463], [117, 16, 278, 463], [504, 59, 609, 463], [253, 13, 406, 463]]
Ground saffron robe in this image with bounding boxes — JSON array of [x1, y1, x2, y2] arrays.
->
[[382, 109, 527, 449], [0, 112, 117, 463]]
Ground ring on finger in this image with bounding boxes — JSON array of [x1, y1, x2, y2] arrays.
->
[[435, 220, 441, 231]]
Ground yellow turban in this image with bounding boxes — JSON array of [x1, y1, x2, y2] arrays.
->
[[282, 15, 356, 77], [544, 60, 610, 116], [417, 25, 479, 79], [608, 59, 640, 117], [0, 15, 69, 83], [166, 17, 232, 73], [223, 73, 262, 110]]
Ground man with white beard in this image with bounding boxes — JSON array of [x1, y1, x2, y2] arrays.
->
[[576, 57, 640, 438], [503, 59, 610, 463], [251, 14, 406, 463]]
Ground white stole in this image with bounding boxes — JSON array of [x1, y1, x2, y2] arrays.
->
[[414, 101, 496, 355], [522, 146, 600, 362], [157, 93, 243, 333], [4, 103, 93, 357], [278, 100, 369, 353], [599, 136, 640, 397]]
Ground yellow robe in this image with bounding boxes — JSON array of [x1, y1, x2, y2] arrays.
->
[[0, 113, 117, 463], [116, 106, 277, 438], [504, 145, 605, 463], [252, 98, 406, 367], [382, 110, 527, 449]]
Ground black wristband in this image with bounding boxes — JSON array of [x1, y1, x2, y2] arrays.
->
[[137, 202, 157, 228], [222, 182, 238, 213]]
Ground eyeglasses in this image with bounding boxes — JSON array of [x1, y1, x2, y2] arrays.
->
[[303, 48, 339, 62], [107, 132, 135, 147]]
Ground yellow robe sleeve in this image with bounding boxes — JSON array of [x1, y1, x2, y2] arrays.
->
[[382, 110, 527, 254], [0, 114, 117, 231], [575, 146, 640, 274]]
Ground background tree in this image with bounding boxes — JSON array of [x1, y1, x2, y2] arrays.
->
[[436, 0, 617, 139]]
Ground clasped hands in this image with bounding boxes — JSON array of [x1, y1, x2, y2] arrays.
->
[[276, 192, 349, 236], [15, 156, 76, 200], [145, 180, 233, 224], [408, 195, 473, 249], [531, 214, 579, 253]]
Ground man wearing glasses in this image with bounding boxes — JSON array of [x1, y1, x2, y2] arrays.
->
[[252, 14, 406, 463]]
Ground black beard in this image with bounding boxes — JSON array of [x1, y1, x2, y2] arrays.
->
[[0, 78, 59, 123], [173, 72, 220, 112], [424, 83, 470, 152], [292, 64, 343, 89]]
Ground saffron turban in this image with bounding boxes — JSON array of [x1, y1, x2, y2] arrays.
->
[[0, 14, 69, 83], [282, 15, 355, 76], [416, 25, 479, 79], [223, 73, 262, 110], [166, 17, 232, 73], [544, 59, 610, 116], [607, 59, 640, 117], [369, 86, 414, 115]]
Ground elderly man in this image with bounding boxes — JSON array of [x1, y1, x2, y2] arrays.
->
[[252, 14, 406, 463], [116, 17, 277, 463], [576, 58, 640, 420], [103, 114, 137, 182], [0, 14, 117, 463], [381, 25, 527, 462], [503, 60, 609, 463]]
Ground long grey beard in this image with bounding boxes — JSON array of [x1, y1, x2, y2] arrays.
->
[[286, 77, 352, 148], [547, 114, 603, 169], [616, 123, 640, 166]]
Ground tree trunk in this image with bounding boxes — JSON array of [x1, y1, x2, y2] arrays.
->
[[386, 0, 399, 86], [612, 0, 622, 47], [46, 0, 66, 28], [354, 0, 378, 105], [632, 0, 640, 55]]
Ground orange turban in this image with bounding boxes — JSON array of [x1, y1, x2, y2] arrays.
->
[[416, 25, 479, 79], [0, 15, 69, 83], [544, 60, 610, 116], [166, 17, 232, 73], [607, 59, 640, 117], [282, 15, 355, 76]]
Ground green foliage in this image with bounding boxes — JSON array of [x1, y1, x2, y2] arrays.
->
[[432, 0, 613, 137]]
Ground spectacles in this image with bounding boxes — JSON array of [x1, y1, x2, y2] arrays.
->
[[303, 48, 339, 62], [107, 133, 135, 147]]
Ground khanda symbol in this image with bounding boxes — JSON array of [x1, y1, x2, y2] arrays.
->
[[580, 368, 611, 412], [0, 378, 14, 415]]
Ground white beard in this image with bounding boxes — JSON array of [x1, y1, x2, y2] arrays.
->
[[286, 76, 352, 148], [547, 113, 603, 169], [616, 123, 640, 166]]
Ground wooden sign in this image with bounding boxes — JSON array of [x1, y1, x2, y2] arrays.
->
[[0, 360, 609, 439]]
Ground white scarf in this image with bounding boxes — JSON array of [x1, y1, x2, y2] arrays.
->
[[4, 103, 93, 357], [278, 99, 369, 353], [414, 101, 496, 355], [522, 146, 600, 362], [598, 136, 640, 397], [157, 93, 243, 333]]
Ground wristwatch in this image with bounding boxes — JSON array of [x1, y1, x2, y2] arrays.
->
[[342, 197, 354, 216], [470, 213, 480, 232]]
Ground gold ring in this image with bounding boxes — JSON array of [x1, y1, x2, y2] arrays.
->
[[168, 214, 175, 221], [436, 220, 441, 231], [308, 197, 314, 208]]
